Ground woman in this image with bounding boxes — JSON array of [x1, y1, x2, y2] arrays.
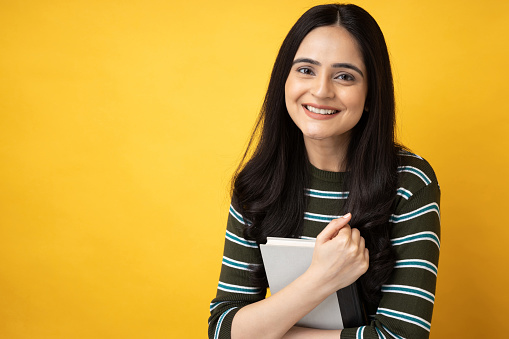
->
[[209, 3, 440, 339]]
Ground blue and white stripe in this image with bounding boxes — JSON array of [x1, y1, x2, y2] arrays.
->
[[391, 231, 440, 249], [222, 256, 255, 271], [225, 230, 258, 248], [356, 326, 366, 339], [398, 150, 423, 160], [210, 301, 228, 312], [304, 212, 342, 223], [375, 326, 387, 339], [217, 281, 263, 295], [214, 307, 237, 339], [396, 187, 413, 200], [377, 308, 431, 332], [390, 203, 440, 223], [305, 188, 349, 199], [382, 325, 405, 339], [394, 259, 438, 276], [229, 205, 250, 225], [397, 166, 431, 185], [381, 284, 435, 304]]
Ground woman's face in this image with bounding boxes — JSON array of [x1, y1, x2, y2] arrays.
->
[[285, 25, 368, 147]]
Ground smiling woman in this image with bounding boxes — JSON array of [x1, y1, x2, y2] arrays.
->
[[209, 4, 440, 339]]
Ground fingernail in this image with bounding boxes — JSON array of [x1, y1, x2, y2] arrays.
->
[[342, 213, 351, 219]]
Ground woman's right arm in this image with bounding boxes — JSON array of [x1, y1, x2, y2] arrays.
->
[[209, 205, 368, 339], [231, 213, 368, 339]]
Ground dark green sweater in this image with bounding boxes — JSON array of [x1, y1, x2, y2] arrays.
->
[[209, 151, 440, 339]]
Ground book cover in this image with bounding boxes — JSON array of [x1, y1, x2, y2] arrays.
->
[[260, 237, 366, 330]]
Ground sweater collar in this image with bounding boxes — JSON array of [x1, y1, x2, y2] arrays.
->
[[307, 162, 346, 183]]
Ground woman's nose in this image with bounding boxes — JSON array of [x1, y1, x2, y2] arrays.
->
[[310, 75, 334, 99]]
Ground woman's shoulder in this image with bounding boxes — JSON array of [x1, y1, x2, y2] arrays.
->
[[396, 149, 440, 201], [392, 149, 441, 236]]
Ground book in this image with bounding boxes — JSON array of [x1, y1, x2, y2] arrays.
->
[[259, 237, 366, 330]]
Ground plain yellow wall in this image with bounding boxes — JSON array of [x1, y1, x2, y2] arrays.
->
[[1, 0, 508, 338]]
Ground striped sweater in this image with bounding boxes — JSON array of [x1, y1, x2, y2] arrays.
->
[[209, 151, 441, 339]]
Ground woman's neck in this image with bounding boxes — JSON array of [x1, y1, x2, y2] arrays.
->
[[304, 135, 349, 172]]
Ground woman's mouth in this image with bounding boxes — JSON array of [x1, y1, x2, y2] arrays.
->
[[304, 105, 339, 115]]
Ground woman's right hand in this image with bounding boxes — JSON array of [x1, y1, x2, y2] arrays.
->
[[306, 213, 369, 297]]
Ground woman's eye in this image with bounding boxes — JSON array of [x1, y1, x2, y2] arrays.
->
[[336, 73, 354, 81], [297, 67, 314, 75]]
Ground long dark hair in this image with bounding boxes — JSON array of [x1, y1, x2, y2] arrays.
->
[[232, 3, 399, 305]]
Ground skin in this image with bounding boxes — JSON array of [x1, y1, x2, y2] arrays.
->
[[231, 25, 369, 339]]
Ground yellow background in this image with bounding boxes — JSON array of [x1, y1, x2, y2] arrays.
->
[[1, 0, 508, 338]]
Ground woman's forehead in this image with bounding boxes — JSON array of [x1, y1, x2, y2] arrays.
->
[[294, 26, 365, 71]]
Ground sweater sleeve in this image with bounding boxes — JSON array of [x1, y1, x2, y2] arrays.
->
[[208, 202, 266, 339], [341, 156, 441, 339]]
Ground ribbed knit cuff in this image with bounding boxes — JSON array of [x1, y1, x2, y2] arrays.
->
[[212, 307, 241, 339], [340, 327, 361, 338]]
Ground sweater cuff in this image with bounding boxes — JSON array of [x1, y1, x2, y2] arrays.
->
[[212, 307, 241, 339], [340, 327, 361, 339]]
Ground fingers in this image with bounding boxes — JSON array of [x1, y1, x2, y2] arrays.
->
[[361, 247, 370, 273], [316, 213, 352, 243], [342, 227, 365, 256], [347, 228, 369, 274], [311, 213, 371, 290], [350, 227, 361, 244], [316, 212, 368, 265]]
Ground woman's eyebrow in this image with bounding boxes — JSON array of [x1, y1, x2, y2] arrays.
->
[[332, 63, 364, 77], [292, 57, 321, 66], [292, 58, 364, 78]]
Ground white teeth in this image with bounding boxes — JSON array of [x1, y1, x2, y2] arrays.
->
[[306, 105, 338, 115]]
